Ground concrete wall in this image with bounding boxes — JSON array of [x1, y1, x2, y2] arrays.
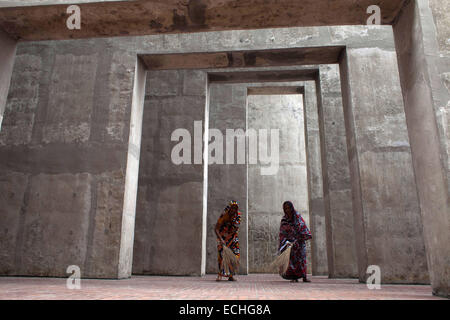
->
[[118, 58, 146, 278], [247, 93, 310, 273], [393, 0, 450, 297], [0, 25, 438, 284], [205, 82, 248, 275], [317, 64, 358, 278], [340, 45, 429, 284], [0, 38, 137, 278], [0, 28, 17, 130], [303, 81, 328, 276], [132, 69, 207, 276]]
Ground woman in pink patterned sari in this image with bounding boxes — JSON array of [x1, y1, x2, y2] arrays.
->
[[279, 201, 312, 282]]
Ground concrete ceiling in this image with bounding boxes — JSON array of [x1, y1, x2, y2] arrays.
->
[[0, 0, 407, 41]]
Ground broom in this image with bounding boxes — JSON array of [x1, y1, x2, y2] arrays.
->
[[221, 245, 240, 275], [269, 241, 294, 275]]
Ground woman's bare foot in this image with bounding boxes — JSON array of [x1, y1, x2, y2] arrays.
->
[[228, 276, 237, 281], [216, 275, 222, 281]]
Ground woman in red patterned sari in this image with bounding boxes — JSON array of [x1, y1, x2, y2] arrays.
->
[[215, 200, 241, 281], [279, 201, 312, 282]]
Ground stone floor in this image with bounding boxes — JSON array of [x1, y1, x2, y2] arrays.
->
[[0, 274, 444, 300]]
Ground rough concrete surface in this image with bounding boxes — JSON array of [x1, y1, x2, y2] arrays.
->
[[247, 93, 310, 273], [0, 0, 406, 40], [0, 8, 448, 299]]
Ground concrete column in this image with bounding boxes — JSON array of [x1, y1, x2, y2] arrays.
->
[[133, 69, 207, 276], [206, 83, 248, 275], [303, 81, 328, 276], [339, 45, 429, 284], [118, 58, 146, 278], [316, 65, 358, 278], [393, 0, 450, 297], [0, 28, 17, 130]]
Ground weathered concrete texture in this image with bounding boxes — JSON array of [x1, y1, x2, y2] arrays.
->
[[394, 0, 450, 297], [340, 46, 429, 284], [0, 0, 127, 6], [247, 94, 310, 273], [428, 0, 450, 54], [0, 0, 406, 41], [118, 58, 146, 278], [141, 47, 343, 71], [303, 81, 328, 276], [132, 69, 207, 276], [0, 28, 17, 131], [317, 64, 358, 278], [0, 24, 441, 286], [206, 82, 248, 275], [0, 38, 137, 278]]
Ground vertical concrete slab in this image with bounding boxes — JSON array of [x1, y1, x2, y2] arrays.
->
[[393, 0, 450, 297], [206, 83, 248, 275], [133, 69, 207, 276], [0, 38, 138, 279], [118, 58, 146, 279], [340, 45, 429, 284], [303, 81, 328, 276], [0, 28, 17, 131], [316, 65, 358, 278]]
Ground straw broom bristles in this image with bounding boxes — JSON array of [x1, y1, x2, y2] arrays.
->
[[269, 243, 293, 275], [221, 245, 240, 274]]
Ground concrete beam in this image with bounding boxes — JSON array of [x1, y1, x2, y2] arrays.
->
[[0, 0, 406, 41], [208, 69, 319, 84], [141, 47, 343, 70], [247, 86, 304, 95]]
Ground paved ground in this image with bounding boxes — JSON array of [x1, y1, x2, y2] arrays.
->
[[0, 274, 444, 300]]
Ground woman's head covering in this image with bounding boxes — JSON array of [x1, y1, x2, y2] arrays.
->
[[283, 201, 296, 220], [225, 200, 239, 212], [283, 201, 295, 211]]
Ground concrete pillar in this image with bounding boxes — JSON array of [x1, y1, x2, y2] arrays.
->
[[393, 0, 450, 297], [0, 28, 17, 130], [303, 81, 328, 276], [206, 82, 248, 275], [316, 65, 358, 278], [133, 69, 207, 276], [118, 58, 146, 278], [339, 45, 429, 284]]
